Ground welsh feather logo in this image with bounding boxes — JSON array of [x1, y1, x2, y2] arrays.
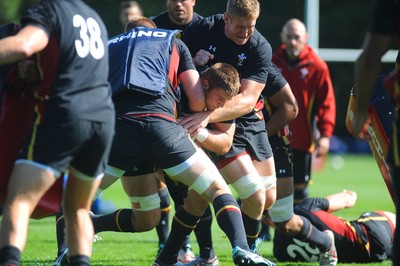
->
[[209, 45, 217, 53], [237, 53, 247, 66]]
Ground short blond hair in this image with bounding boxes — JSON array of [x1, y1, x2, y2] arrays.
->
[[201, 63, 240, 97], [226, 0, 260, 19]]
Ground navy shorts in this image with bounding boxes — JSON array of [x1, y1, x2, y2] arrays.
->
[[221, 118, 273, 162], [21, 119, 115, 178], [108, 116, 197, 176], [269, 135, 293, 178], [358, 211, 395, 261]]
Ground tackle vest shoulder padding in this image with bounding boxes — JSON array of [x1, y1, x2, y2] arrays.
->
[[108, 27, 181, 96]]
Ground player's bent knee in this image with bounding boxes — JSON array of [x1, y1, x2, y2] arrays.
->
[[231, 172, 264, 199], [269, 195, 294, 223], [261, 174, 277, 191]]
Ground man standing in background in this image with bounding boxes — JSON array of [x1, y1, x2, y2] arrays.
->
[[119, 1, 143, 30], [151, 0, 202, 32], [272, 18, 336, 205]]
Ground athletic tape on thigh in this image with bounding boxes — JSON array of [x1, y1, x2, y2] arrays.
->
[[269, 195, 294, 222], [261, 174, 277, 191], [129, 193, 161, 211], [105, 165, 125, 178], [163, 152, 197, 176], [231, 172, 263, 199], [69, 166, 104, 181], [189, 167, 216, 195]]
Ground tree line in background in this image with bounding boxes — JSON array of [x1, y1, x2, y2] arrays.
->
[[1, 0, 395, 137]]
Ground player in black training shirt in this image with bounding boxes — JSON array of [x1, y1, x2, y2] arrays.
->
[[179, 0, 277, 253], [151, 0, 203, 32], [0, 1, 114, 265]]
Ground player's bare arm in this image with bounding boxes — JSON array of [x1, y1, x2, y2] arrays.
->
[[265, 83, 298, 136], [0, 25, 48, 65], [179, 78, 264, 134]]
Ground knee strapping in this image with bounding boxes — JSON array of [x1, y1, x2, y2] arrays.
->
[[261, 174, 277, 191], [269, 195, 294, 223], [130, 193, 160, 211], [231, 172, 263, 199]]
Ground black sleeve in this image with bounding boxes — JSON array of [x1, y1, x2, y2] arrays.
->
[[176, 38, 196, 75], [241, 39, 271, 84], [21, 0, 55, 37], [295, 197, 330, 212], [262, 62, 288, 98]]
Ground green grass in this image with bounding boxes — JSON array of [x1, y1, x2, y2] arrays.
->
[[2, 154, 396, 265]]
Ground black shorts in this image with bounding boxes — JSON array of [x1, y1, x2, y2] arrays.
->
[[108, 116, 196, 176], [221, 118, 273, 162], [21, 119, 115, 178], [292, 149, 312, 184], [269, 135, 293, 178], [358, 211, 395, 261]]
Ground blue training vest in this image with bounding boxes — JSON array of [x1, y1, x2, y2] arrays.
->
[[108, 27, 181, 96]]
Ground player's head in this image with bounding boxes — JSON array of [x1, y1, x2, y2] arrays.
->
[[167, 0, 196, 26], [201, 63, 240, 111], [125, 16, 157, 32], [280, 18, 309, 59], [119, 1, 143, 29], [224, 0, 260, 45]]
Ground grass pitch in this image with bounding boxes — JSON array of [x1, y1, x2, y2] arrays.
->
[[2, 154, 395, 265]]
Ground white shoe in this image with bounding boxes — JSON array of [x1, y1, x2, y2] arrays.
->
[[177, 244, 195, 263], [319, 230, 338, 266], [232, 246, 276, 266]]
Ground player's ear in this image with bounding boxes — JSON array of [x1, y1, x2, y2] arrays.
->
[[223, 12, 230, 24], [201, 79, 210, 91]]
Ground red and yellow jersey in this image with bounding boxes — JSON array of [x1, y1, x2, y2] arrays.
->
[[273, 45, 336, 152]]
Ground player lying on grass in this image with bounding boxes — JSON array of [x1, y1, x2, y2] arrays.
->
[[264, 190, 395, 263]]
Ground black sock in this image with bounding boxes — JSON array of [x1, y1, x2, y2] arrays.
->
[[212, 194, 249, 250], [55, 212, 68, 256], [242, 212, 261, 249], [174, 204, 191, 250], [194, 205, 215, 259], [0, 245, 20, 265], [156, 187, 171, 246], [68, 254, 90, 266], [92, 209, 136, 233], [295, 216, 330, 252], [157, 207, 199, 264]]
